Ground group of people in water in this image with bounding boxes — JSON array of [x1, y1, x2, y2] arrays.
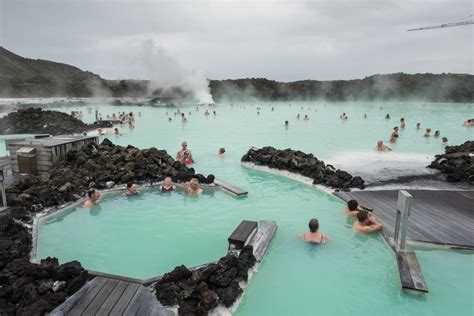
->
[[300, 199, 383, 245]]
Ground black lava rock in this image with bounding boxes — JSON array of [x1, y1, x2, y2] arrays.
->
[[428, 141, 473, 183]]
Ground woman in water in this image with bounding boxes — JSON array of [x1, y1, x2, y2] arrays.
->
[[442, 137, 449, 145], [424, 128, 431, 137], [390, 126, 399, 143], [159, 177, 176, 192], [299, 218, 329, 244]]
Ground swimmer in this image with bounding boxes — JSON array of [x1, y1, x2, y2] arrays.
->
[[424, 128, 431, 137], [204, 110, 210, 116], [125, 182, 139, 196], [83, 188, 100, 207], [400, 118, 405, 128], [257, 111, 260, 115], [390, 126, 399, 143], [181, 113, 188, 123], [339, 113, 348, 120], [97, 128, 106, 135], [299, 218, 329, 244], [184, 178, 203, 196], [138, 112, 142, 116], [385, 114, 391, 120], [284, 120, 289, 127], [346, 199, 363, 217], [442, 137, 449, 145], [376, 140, 392, 151], [159, 177, 176, 192], [434, 130, 440, 137], [114, 127, 121, 136], [213, 111, 216, 116], [168, 117, 172, 122], [416, 122, 421, 130], [296, 114, 301, 119], [303, 115, 309, 121], [218, 148, 225, 157], [462, 119, 474, 126], [353, 210, 382, 234], [364, 113, 367, 119], [176, 141, 194, 164]]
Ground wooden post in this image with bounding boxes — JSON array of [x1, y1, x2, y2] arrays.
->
[[0, 182, 6, 208], [395, 190, 412, 251]]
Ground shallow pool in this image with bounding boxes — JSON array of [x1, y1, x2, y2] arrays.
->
[[36, 101, 473, 315]]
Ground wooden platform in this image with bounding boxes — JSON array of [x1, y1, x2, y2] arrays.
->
[[214, 179, 248, 196], [50, 276, 172, 316], [397, 250, 428, 292], [334, 190, 474, 249]]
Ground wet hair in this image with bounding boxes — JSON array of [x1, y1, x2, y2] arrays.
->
[[357, 210, 369, 222], [127, 182, 134, 189], [348, 199, 359, 211], [219, 148, 225, 153], [434, 130, 440, 135], [285, 120, 289, 124], [87, 188, 97, 198], [400, 118, 405, 122], [442, 137, 448, 142], [308, 218, 319, 233]]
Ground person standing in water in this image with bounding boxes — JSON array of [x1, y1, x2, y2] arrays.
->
[[390, 126, 399, 143], [176, 141, 194, 164], [299, 218, 329, 244], [400, 118, 405, 128], [83, 188, 100, 208], [416, 122, 421, 130], [125, 182, 139, 196], [385, 114, 391, 120], [376, 140, 392, 151], [424, 128, 431, 137]]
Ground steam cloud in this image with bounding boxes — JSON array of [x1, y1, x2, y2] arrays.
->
[[137, 39, 214, 104]]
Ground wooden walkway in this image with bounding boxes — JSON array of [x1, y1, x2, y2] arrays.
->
[[334, 190, 474, 249], [50, 276, 172, 316], [215, 179, 248, 196]]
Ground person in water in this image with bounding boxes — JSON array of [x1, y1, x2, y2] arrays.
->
[[364, 113, 367, 119], [83, 188, 100, 207], [296, 114, 301, 119], [181, 113, 188, 123], [390, 126, 399, 143], [176, 141, 194, 164], [114, 127, 121, 136], [376, 140, 392, 151], [416, 122, 421, 130], [339, 113, 348, 120], [434, 130, 440, 137], [353, 210, 382, 234], [346, 199, 363, 217], [299, 218, 329, 244], [218, 148, 225, 157], [159, 177, 176, 192], [303, 115, 309, 121], [184, 178, 203, 196], [385, 114, 391, 120], [400, 118, 405, 128], [424, 128, 431, 137], [442, 137, 449, 145], [284, 120, 289, 127], [125, 182, 139, 196], [204, 110, 210, 116]]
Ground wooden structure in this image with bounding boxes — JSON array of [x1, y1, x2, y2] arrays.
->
[[215, 179, 248, 196], [50, 276, 171, 316], [50, 220, 278, 315], [334, 190, 474, 249], [7, 135, 98, 173], [228, 220, 258, 250]]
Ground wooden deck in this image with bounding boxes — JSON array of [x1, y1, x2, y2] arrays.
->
[[334, 190, 474, 249], [214, 179, 248, 196], [50, 276, 172, 316]]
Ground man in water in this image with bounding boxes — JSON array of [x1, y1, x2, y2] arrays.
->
[[176, 141, 194, 164], [218, 148, 226, 157], [159, 177, 176, 192], [114, 127, 121, 136], [389, 126, 399, 143], [442, 137, 449, 145], [125, 182, 139, 196], [416, 122, 421, 130], [299, 218, 329, 244], [346, 199, 364, 217], [353, 210, 382, 234], [83, 188, 100, 207], [284, 120, 289, 127], [400, 118, 405, 128], [375, 140, 392, 151], [303, 115, 309, 121], [184, 178, 203, 196]]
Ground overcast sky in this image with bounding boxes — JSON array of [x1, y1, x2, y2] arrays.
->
[[0, 0, 472, 81]]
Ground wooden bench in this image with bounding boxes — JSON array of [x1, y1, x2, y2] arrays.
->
[[215, 179, 248, 196], [228, 220, 258, 250]]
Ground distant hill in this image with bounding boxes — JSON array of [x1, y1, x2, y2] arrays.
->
[[0, 47, 473, 102]]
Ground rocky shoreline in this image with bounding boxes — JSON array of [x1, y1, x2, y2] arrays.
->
[[0, 215, 88, 316], [428, 141, 473, 183], [6, 138, 214, 219], [0, 107, 111, 135], [241, 147, 365, 190], [154, 246, 256, 315]]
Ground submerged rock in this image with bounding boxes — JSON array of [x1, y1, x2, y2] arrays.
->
[[428, 141, 473, 183], [0, 107, 111, 135], [241, 147, 365, 189]]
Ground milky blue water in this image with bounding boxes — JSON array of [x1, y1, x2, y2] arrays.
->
[[32, 101, 474, 315]]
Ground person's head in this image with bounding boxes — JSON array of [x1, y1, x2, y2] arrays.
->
[[181, 113, 185, 117], [127, 182, 134, 189], [393, 126, 399, 131], [426, 128, 431, 133], [181, 141, 187, 149], [168, 117, 172, 121], [190, 178, 199, 190], [416, 122, 420, 127], [357, 210, 370, 223], [284, 120, 289, 125], [304, 115, 308, 118], [219, 148, 225, 154], [348, 199, 359, 211], [87, 188, 100, 200], [442, 137, 448, 143], [386, 114, 390, 118], [164, 176, 173, 186], [400, 118, 404, 122], [377, 140, 383, 148], [434, 130, 440, 136], [308, 218, 319, 233]]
